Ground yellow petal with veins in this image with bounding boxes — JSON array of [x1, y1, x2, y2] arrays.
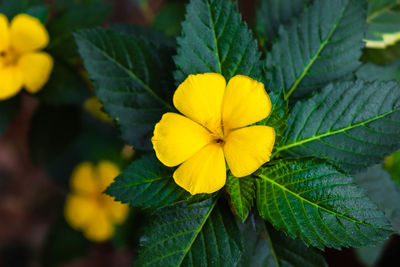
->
[[10, 14, 49, 53], [173, 73, 226, 133], [222, 75, 271, 132], [152, 112, 213, 167], [0, 65, 23, 100], [18, 52, 53, 93], [224, 125, 275, 177], [173, 143, 226, 195], [0, 14, 9, 53]]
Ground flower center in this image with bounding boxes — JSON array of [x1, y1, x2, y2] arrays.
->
[[0, 49, 19, 66]]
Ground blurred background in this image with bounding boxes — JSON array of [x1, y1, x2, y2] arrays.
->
[[0, 0, 400, 266]]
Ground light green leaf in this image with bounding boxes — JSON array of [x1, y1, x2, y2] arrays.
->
[[106, 154, 188, 209], [266, 0, 367, 99], [356, 59, 400, 82], [365, 0, 400, 48], [226, 174, 255, 222], [0, 96, 19, 137], [355, 164, 400, 231], [174, 0, 261, 84], [254, 0, 308, 48], [239, 215, 327, 267], [134, 198, 242, 266], [255, 158, 394, 249], [74, 28, 175, 149], [277, 80, 400, 173]]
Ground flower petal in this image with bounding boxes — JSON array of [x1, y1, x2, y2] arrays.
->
[[152, 112, 213, 167], [224, 126, 275, 177], [222, 75, 271, 132], [64, 194, 98, 230], [173, 73, 226, 133], [96, 160, 120, 191], [18, 52, 53, 93], [70, 162, 98, 195], [10, 14, 49, 53], [84, 209, 114, 242], [105, 195, 129, 224], [0, 65, 23, 100], [0, 14, 9, 53], [173, 143, 226, 195]]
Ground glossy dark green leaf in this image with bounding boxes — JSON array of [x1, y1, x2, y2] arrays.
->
[[74, 28, 175, 149], [278, 80, 400, 173], [174, 0, 262, 84], [255, 158, 394, 249], [254, 0, 308, 48], [106, 154, 189, 209], [356, 59, 400, 82], [266, 0, 367, 99], [239, 215, 327, 267], [226, 175, 255, 222], [135, 198, 242, 266], [0, 96, 19, 137]]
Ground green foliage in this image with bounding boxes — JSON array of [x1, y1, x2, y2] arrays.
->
[[226, 175, 255, 222], [174, 0, 262, 84], [255, 158, 393, 249], [134, 198, 242, 266], [366, 0, 400, 44], [266, 0, 367, 99], [106, 154, 189, 209], [0, 96, 19, 137], [0, 0, 43, 18], [74, 28, 176, 149], [384, 150, 400, 185], [23, 5, 49, 22], [354, 164, 400, 231], [356, 59, 400, 81], [239, 216, 327, 267], [152, 2, 186, 37], [278, 80, 400, 173], [254, 0, 308, 49]]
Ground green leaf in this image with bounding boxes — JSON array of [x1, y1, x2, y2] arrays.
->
[[48, 1, 111, 61], [365, 0, 400, 47], [384, 150, 400, 184], [258, 89, 289, 147], [255, 158, 394, 249], [355, 164, 400, 231], [239, 215, 327, 267], [23, 4, 49, 23], [0, 0, 43, 18], [134, 198, 242, 266], [152, 2, 186, 37], [277, 80, 400, 173], [74, 28, 175, 149], [254, 0, 308, 48], [226, 174, 255, 222], [356, 59, 400, 81], [266, 0, 367, 100], [37, 59, 90, 104], [106, 154, 188, 209], [174, 0, 261, 84], [0, 96, 19, 137]]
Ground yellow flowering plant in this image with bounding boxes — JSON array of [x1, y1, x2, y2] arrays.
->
[[72, 0, 400, 265]]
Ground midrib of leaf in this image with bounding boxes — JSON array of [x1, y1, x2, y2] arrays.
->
[[275, 107, 400, 155], [205, 0, 222, 73], [177, 198, 218, 267], [367, 1, 400, 22], [109, 175, 170, 190], [77, 33, 174, 111], [258, 173, 389, 231], [284, 1, 349, 100]]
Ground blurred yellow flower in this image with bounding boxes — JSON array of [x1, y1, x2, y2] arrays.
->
[[84, 96, 113, 123], [64, 161, 129, 242], [152, 73, 275, 195], [0, 13, 53, 100]]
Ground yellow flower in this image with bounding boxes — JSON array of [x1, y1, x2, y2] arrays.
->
[[152, 73, 276, 195], [0, 13, 53, 100], [64, 161, 129, 242]]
